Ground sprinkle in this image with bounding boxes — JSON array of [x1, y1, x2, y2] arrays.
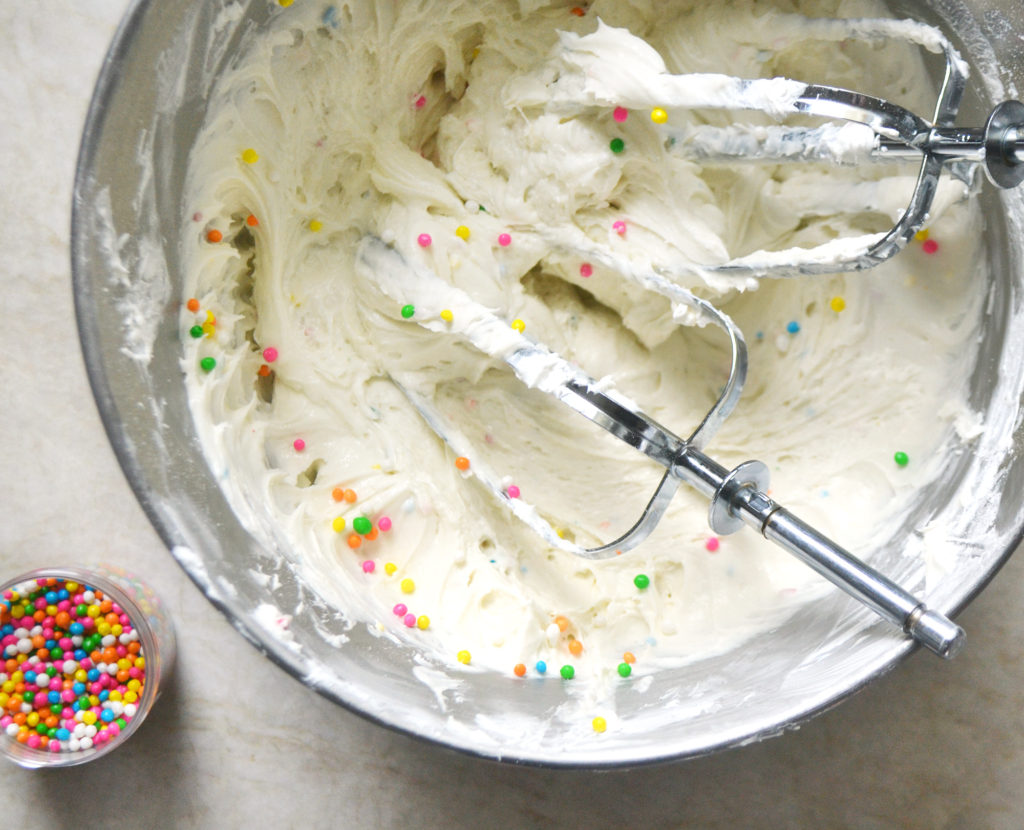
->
[[332, 517, 347, 533], [454, 225, 470, 241], [346, 534, 362, 550], [400, 304, 415, 319], [633, 574, 650, 590], [279, 0, 293, 7], [612, 220, 627, 235], [416, 615, 430, 630], [560, 665, 575, 680], [365, 527, 379, 541], [385, 562, 398, 576], [579, 263, 593, 278], [568, 638, 583, 657], [403, 613, 416, 627], [455, 456, 470, 471], [592, 717, 607, 733], [612, 107, 628, 123], [378, 517, 393, 532], [894, 451, 909, 467], [786, 321, 801, 334], [617, 662, 632, 677], [353, 516, 373, 535], [186, 298, 200, 313], [331, 487, 346, 502], [200, 357, 216, 373], [915, 229, 930, 241], [201, 322, 216, 338], [246, 214, 259, 227], [192, 212, 203, 222], [456, 650, 471, 664], [506, 485, 520, 499], [343, 489, 357, 503], [830, 296, 846, 313], [535, 660, 547, 674], [623, 651, 636, 664], [293, 438, 306, 452], [609, 137, 625, 154], [510, 318, 525, 333], [498, 233, 512, 247], [309, 220, 323, 232], [189, 325, 204, 339], [554, 616, 570, 632], [922, 238, 939, 255], [417, 233, 432, 247], [705, 536, 720, 553], [414, 95, 427, 109], [440, 309, 453, 322], [513, 663, 527, 677], [361, 561, 375, 574], [241, 148, 259, 164], [570, 6, 585, 16], [400, 578, 415, 594], [206, 229, 223, 243], [650, 107, 668, 124], [392, 603, 407, 616]]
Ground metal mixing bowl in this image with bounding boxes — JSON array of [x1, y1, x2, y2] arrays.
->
[[71, 0, 1024, 766]]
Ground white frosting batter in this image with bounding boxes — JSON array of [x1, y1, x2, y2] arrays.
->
[[181, 0, 985, 684]]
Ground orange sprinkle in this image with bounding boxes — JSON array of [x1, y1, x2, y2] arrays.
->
[[513, 663, 527, 677], [257, 364, 271, 377], [455, 456, 470, 471], [554, 615, 569, 632], [347, 533, 362, 550], [246, 214, 259, 227], [623, 651, 636, 664], [343, 489, 357, 503], [331, 487, 346, 502], [206, 229, 223, 243], [570, 5, 585, 15], [568, 638, 583, 657], [365, 527, 379, 541], [186, 298, 200, 313]]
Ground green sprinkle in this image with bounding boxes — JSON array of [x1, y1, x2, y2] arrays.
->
[[400, 304, 415, 319], [352, 516, 372, 535], [894, 451, 909, 467], [610, 137, 625, 154], [189, 325, 204, 339], [560, 664, 575, 680], [633, 573, 650, 590], [200, 356, 217, 372], [617, 662, 632, 678]]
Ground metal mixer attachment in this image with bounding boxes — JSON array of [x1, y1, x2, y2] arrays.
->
[[521, 15, 1024, 278], [357, 238, 965, 658]]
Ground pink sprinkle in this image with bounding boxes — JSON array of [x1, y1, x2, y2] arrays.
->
[[262, 346, 279, 363], [393, 603, 407, 616], [403, 613, 417, 627], [613, 220, 627, 235], [705, 536, 720, 552], [414, 95, 427, 109], [579, 263, 593, 278], [922, 239, 939, 255], [293, 438, 306, 451], [361, 560, 376, 573], [192, 212, 203, 222], [507, 485, 521, 499], [498, 233, 512, 247], [417, 233, 432, 247], [613, 107, 629, 123], [378, 516, 392, 532]]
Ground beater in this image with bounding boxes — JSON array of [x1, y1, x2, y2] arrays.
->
[[357, 17, 1024, 657]]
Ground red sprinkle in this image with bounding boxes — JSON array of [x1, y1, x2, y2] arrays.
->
[[922, 239, 939, 255]]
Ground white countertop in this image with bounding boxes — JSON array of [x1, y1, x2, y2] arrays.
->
[[2, 4, 1023, 828]]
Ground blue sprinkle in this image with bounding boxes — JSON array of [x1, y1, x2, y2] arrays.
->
[[321, 5, 338, 27], [535, 660, 547, 674], [786, 320, 800, 334], [755, 330, 764, 341], [821, 489, 830, 498]]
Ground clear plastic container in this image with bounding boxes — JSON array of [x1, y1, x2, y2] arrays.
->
[[0, 565, 175, 768]]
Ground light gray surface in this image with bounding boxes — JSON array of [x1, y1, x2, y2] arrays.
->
[[2, 4, 1023, 828]]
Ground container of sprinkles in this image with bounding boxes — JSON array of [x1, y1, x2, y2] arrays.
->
[[0, 566, 175, 768]]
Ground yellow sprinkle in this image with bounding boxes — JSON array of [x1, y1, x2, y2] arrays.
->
[[650, 107, 668, 124], [371, 464, 381, 470], [830, 296, 846, 313], [202, 322, 216, 338], [82, 710, 98, 725], [124, 691, 138, 704], [511, 318, 525, 333], [205, 310, 216, 324], [455, 225, 470, 241], [241, 148, 259, 164], [416, 615, 430, 629], [401, 578, 415, 594], [471, 47, 480, 59], [385, 562, 397, 575], [457, 650, 471, 664], [332, 516, 346, 533], [309, 219, 323, 232], [592, 716, 607, 733], [914, 228, 930, 242], [440, 309, 454, 322], [279, 0, 294, 6], [555, 527, 567, 539]]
